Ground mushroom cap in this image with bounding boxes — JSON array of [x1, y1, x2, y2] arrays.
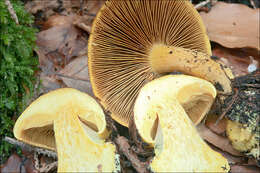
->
[[89, 0, 211, 127], [13, 88, 108, 150]]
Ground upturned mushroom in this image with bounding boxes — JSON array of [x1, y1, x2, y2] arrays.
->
[[88, 0, 233, 127], [134, 75, 229, 172], [13, 88, 119, 172]]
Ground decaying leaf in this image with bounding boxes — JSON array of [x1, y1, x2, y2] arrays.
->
[[36, 18, 87, 72], [208, 143, 245, 165], [58, 56, 93, 96], [205, 114, 227, 135], [212, 44, 258, 77], [0, 154, 26, 173], [230, 165, 260, 173], [197, 124, 243, 156], [25, 0, 59, 20], [200, 2, 260, 50]]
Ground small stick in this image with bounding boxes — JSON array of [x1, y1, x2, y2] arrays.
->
[[4, 0, 19, 24], [215, 88, 239, 125], [114, 136, 149, 173], [74, 22, 92, 33], [4, 137, 57, 159], [195, 0, 210, 9], [39, 161, 58, 172]]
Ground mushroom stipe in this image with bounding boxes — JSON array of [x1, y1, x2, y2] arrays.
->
[[134, 75, 230, 172]]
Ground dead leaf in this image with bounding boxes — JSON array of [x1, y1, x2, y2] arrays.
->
[[200, 2, 260, 50], [230, 165, 260, 173], [197, 124, 243, 156], [212, 44, 259, 77], [42, 14, 77, 30], [205, 115, 227, 135], [63, 0, 104, 15], [208, 143, 245, 165], [58, 56, 94, 96], [25, 0, 59, 20], [0, 153, 26, 173], [36, 16, 87, 72]]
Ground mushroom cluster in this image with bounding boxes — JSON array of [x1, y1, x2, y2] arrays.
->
[[13, 0, 233, 172], [14, 88, 119, 172], [87, 0, 232, 171]]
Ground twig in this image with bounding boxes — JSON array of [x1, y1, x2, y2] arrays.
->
[[4, 0, 19, 24], [4, 137, 57, 159], [114, 136, 149, 173], [195, 0, 210, 9], [39, 161, 58, 172], [74, 22, 92, 33], [215, 88, 239, 125], [55, 73, 90, 82]]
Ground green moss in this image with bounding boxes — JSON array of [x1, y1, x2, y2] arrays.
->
[[0, 0, 38, 163]]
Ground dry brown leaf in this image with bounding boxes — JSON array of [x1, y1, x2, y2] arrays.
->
[[200, 2, 260, 50], [36, 16, 87, 72], [42, 14, 77, 30], [230, 165, 260, 173], [197, 124, 243, 156], [212, 44, 259, 77], [58, 56, 94, 96], [25, 0, 59, 20], [0, 154, 26, 173], [205, 115, 227, 135], [208, 143, 245, 165]]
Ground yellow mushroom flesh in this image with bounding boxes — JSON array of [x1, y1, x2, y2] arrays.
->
[[134, 75, 230, 172], [13, 88, 118, 172]]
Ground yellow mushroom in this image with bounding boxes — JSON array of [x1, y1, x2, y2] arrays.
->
[[226, 120, 259, 160], [134, 75, 229, 172], [88, 0, 233, 127], [13, 88, 119, 172]]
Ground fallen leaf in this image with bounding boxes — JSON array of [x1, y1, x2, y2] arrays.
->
[[63, 0, 104, 15], [230, 165, 260, 173], [197, 124, 243, 156], [208, 143, 245, 165], [212, 44, 259, 77], [25, 0, 59, 20], [40, 73, 65, 93], [58, 56, 94, 96], [200, 2, 260, 50], [36, 16, 87, 72], [205, 115, 227, 135], [0, 153, 26, 173], [42, 14, 77, 30]]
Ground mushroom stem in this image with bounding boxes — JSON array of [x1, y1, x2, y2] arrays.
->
[[151, 99, 227, 171], [134, 75, 229, 172], [149, 44, 232, 93]]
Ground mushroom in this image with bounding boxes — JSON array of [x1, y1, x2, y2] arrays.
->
[[13, 88, 119, 172], [88, 0, 233, 127], [134, 75, 230, 172], [226, 120, 259, 161]]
